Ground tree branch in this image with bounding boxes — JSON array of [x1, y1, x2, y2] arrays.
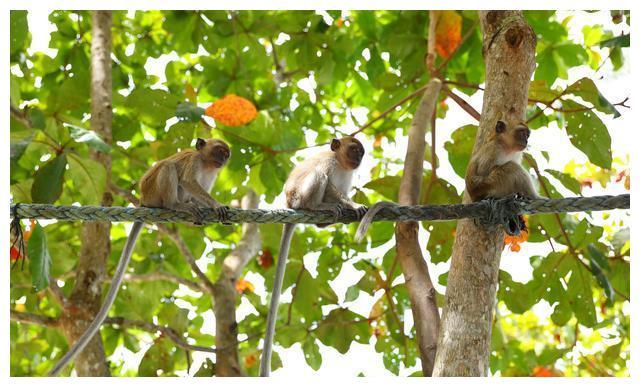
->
[[105, 317, 216, 354], [213, 189, 261, 376], [11, 310, 60, 328]]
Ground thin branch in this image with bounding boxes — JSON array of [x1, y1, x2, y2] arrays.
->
[[350, 83, 431, 136], [105, 317, 216, 354], [47, 277, 69, 308], [442, 84, 481, 120], [10, 310, 59, 328], [159, 224, 216, 295]]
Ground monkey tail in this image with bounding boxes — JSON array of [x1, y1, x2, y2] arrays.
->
[[354, 201, 398, 243], [48, 221, 144, 376], [260, 223, 296, 377]]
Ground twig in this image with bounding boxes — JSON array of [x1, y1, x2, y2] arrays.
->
[[10, 310, 60, 328]]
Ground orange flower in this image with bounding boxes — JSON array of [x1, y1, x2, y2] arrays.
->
[[205, 94, 258, 127], [235, 278, 255, 294], [504, 217, 529, 252]]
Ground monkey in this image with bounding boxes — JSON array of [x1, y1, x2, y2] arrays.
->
[[48, 138, 231, 376], [355, 120, 539, 241], [465, 120, 539, 234], [259, 136, 367, 376]]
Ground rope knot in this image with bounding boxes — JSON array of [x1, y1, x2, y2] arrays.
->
[[478, 194, 527, 236]]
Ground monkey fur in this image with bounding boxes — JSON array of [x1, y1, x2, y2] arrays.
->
[[48, 138, 231, 376]]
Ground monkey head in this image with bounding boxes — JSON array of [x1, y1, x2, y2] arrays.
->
[[493, 120, 530, 153], [196, 138, 231, 168], [331, 136, 365, 169]]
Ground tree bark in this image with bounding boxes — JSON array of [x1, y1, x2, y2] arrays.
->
[[394, 78, 442, 376], [213, 190, 262, 376], [58, 11, 113, 377], [432, 11, 536, 376]]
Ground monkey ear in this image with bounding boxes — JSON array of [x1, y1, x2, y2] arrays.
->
[[495, 120, 506, 134], [196, 138, 206, 150], [330, 138, 341, 152]]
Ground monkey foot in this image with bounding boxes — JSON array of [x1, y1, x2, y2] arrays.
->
[[215, 205, 232, 225], [355, 206, 369, 219]]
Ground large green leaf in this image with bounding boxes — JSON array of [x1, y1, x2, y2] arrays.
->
[[563, 100, 612, 168], [566, 77, 621, 118], [31, 154, 67, 204], [27, 222, 51, 291], [125, 89, 181, 127], [445, 124, 477, 178], [10, 10, 29, 57]]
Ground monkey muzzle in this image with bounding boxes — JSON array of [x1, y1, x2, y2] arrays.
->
[[514, 125, 531, 149]]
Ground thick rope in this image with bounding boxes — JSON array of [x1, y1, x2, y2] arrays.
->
[[8, 194, 629, 226]]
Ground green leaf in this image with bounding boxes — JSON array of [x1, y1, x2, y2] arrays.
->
[[445, 124, 477, 178], [302, 337, 322, 370], [563, 101, 612, 169], [66, 156, 106, 205], [67, 124, 112, 152], [31, 154, 67, 204], [27, 222, 52, 291], [175, 101, 205, 122], [125, 89, 181, 127], [363, 175, 401, 200], [598, 34, 629, 48], [10, 76, 21, 107], [10, 10, 29, 57], [544, 169, 581, 194], [586, 244, 614, 305], [316, 308, 368, 354], [566, 77, 621, 118]]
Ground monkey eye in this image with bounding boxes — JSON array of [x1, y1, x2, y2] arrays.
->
[[495, 120, 506, 133]]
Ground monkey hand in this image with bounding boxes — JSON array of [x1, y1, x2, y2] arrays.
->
[[354, 205, 368, 219], [213, 205, 232, 225]]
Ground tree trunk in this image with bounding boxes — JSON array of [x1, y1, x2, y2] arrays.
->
[[213, 190, 261, 376], [58, 11, 113, 377], [432, 11, 536, 376], [395, 78, 442, 376]]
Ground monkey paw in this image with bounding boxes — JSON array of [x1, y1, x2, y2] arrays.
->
[[355, 206, 369, 219], [215, 205, 232, 225]]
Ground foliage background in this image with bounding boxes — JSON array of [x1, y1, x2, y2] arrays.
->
[[9, 10, 630, 376]]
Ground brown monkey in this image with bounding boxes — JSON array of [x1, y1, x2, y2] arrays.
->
[[356, 120, 538, 241], [260, 136, 367, 376], [465, 120, 538, 202], [465, 120, 539, 234], [48, 138, 231, 376]]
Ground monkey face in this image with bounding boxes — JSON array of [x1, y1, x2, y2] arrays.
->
[[196, 138, 231, 168], [332, 136, 364, 169], [495, 121, 530, 152], [512, 124, 530, 150]]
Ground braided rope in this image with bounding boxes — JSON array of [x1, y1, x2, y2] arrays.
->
[[9, 194, 629, 225]]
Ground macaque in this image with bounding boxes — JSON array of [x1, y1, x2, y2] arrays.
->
[[465, 120, 539, 233], [356, 120, 539, 241], [260, 136, 367, 376], [48, 138, 231, 376], [465, 120, 538, 201]]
